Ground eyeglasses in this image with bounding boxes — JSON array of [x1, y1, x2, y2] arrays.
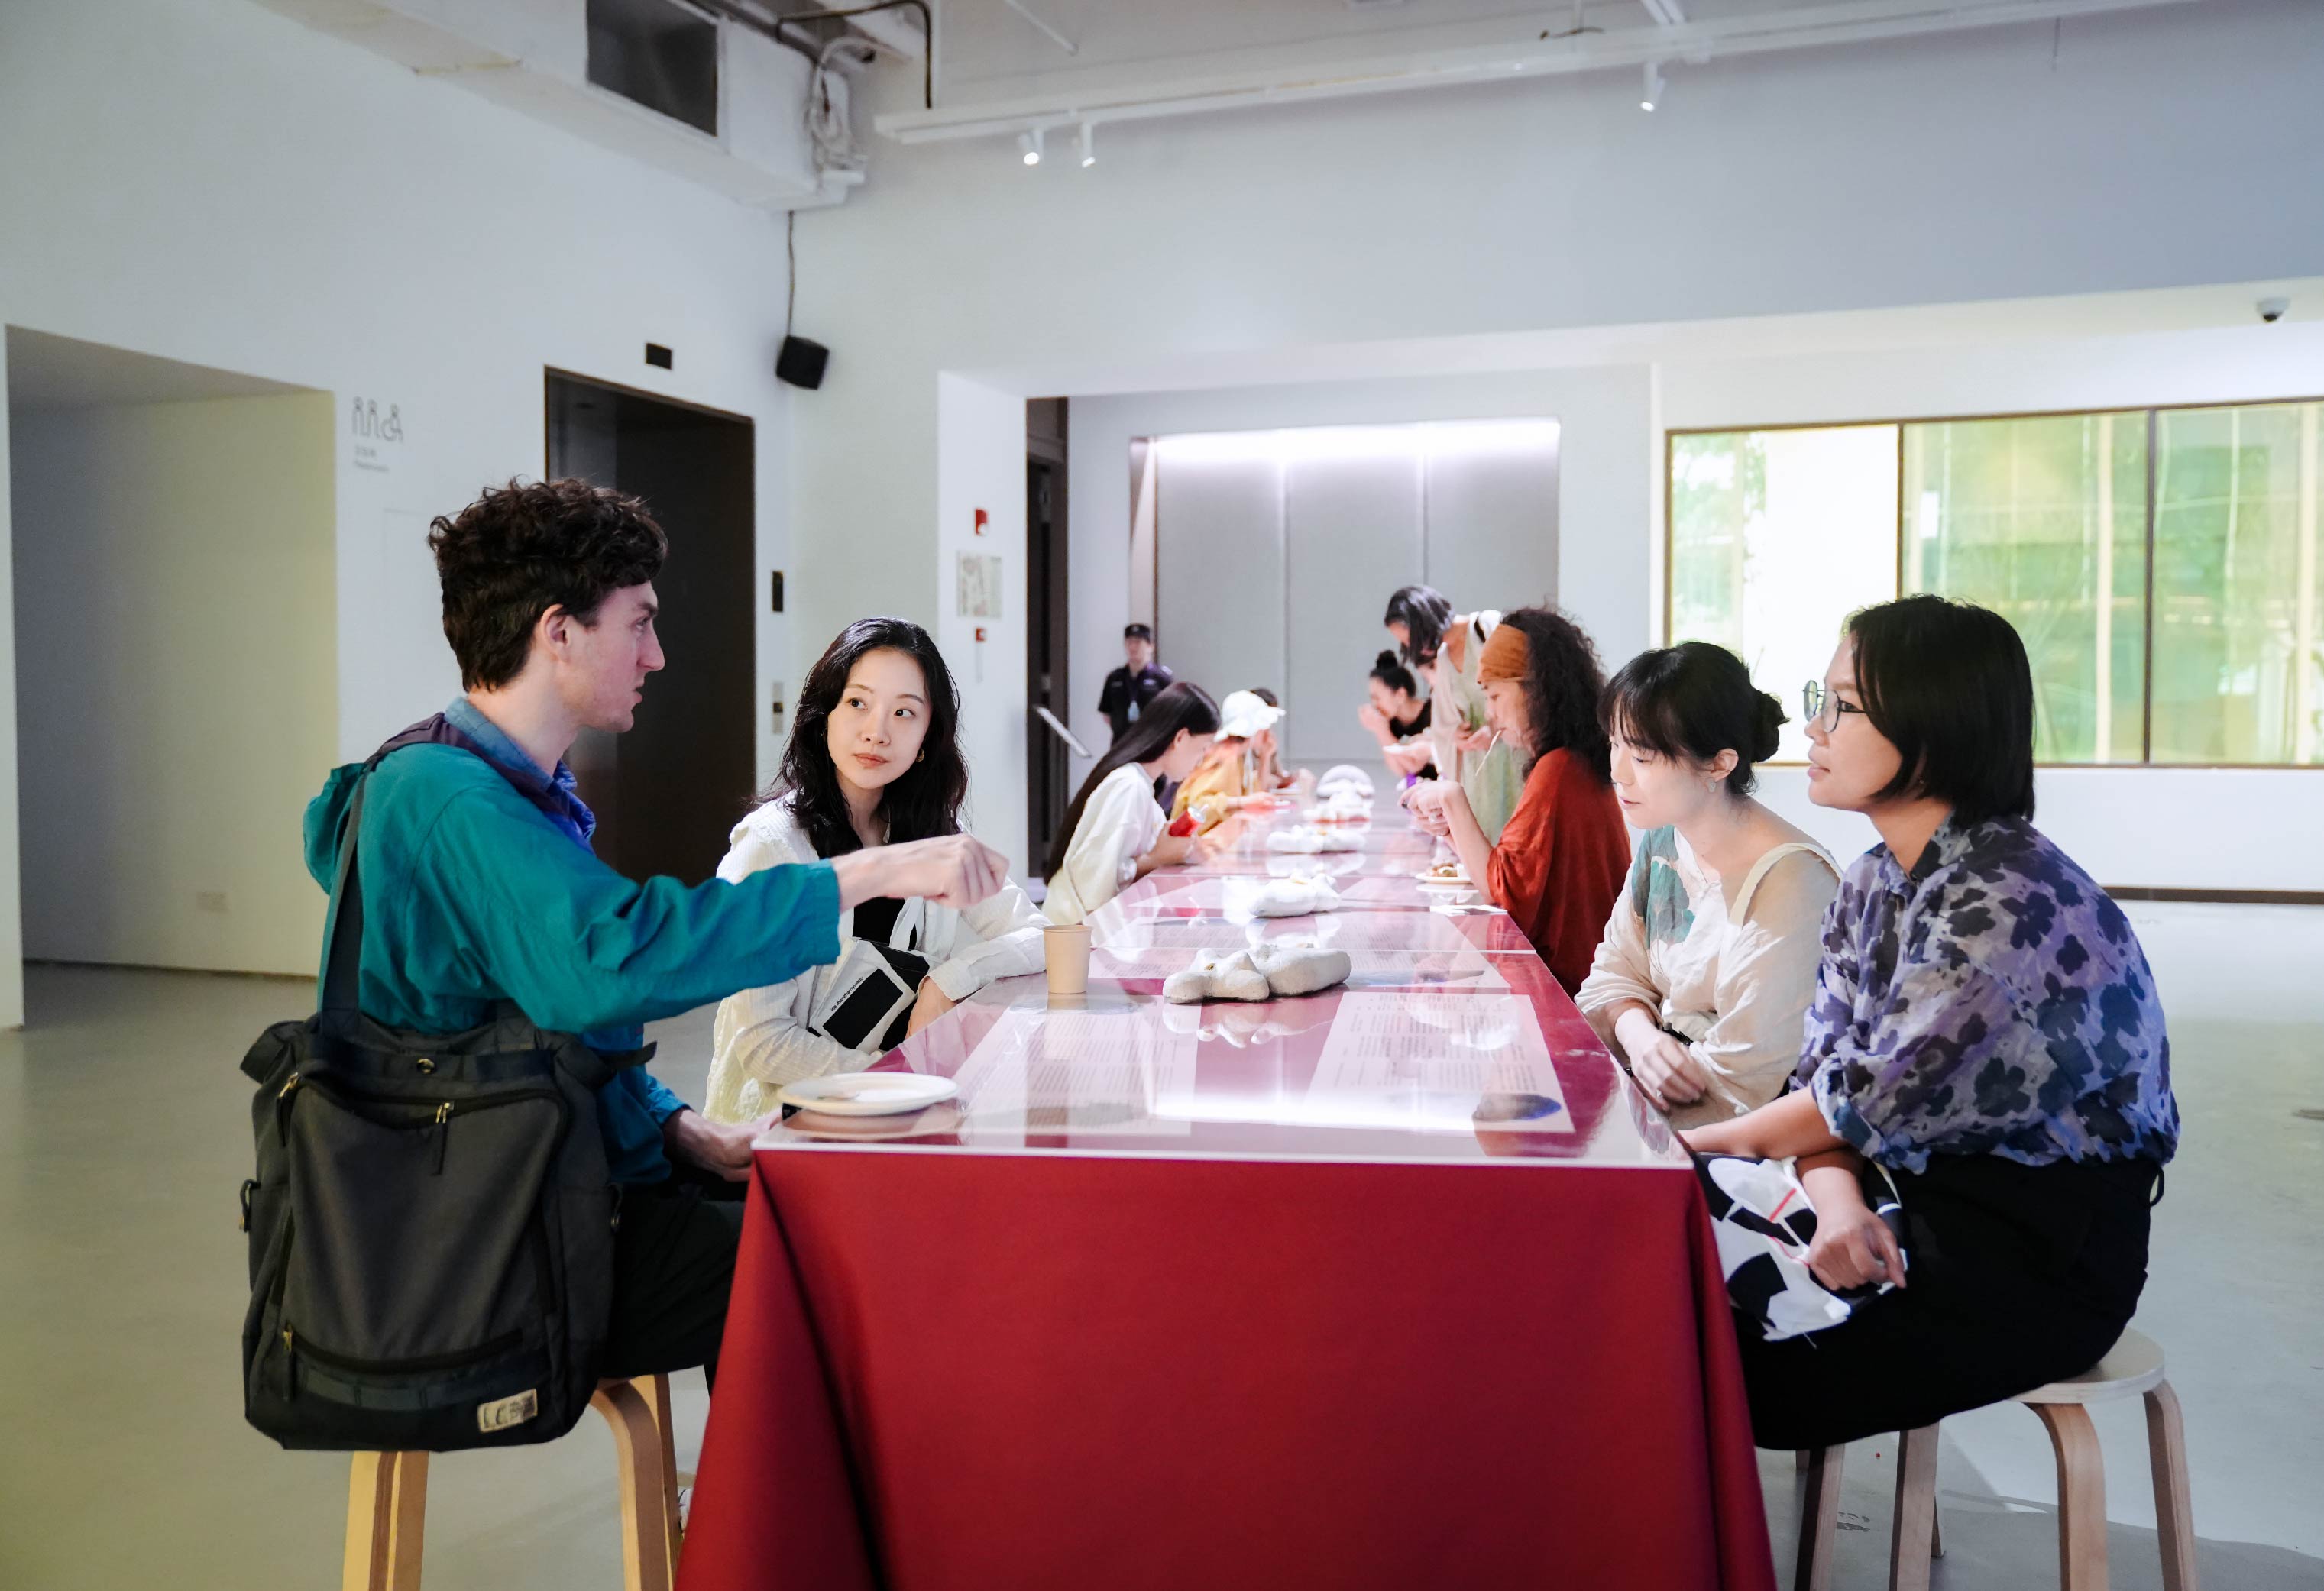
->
[[1801, 681, 1868, 734]]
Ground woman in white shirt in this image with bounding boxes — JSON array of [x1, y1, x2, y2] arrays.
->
[[1575, 642, 1840, 1128], [1044, 681, 1221, 926], [704, 617, 1047, 1123]]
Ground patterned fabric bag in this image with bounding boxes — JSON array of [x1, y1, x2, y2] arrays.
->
[[1697, 1154, 1905, 1342]]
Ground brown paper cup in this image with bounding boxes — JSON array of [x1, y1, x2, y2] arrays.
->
[[1043, 923, 1092, 996]]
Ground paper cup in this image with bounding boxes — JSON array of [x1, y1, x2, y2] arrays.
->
[[1043, 923, 1092, 996]]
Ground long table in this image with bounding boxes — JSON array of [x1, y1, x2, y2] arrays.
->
[[677, 801, 1774, 1591]]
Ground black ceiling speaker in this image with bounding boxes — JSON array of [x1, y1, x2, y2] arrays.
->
[[777, 335, 829, 390]]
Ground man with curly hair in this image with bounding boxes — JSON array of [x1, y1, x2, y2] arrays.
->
[[303, 478, 1006, 1382]]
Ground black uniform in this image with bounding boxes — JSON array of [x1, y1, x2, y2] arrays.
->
[[1098, 661, 1174, 739]]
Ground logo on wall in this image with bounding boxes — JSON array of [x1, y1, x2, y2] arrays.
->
[[351, 396, 403, 475]]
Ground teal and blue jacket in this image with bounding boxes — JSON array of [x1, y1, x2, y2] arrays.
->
[[303, 698, 840, 1181]]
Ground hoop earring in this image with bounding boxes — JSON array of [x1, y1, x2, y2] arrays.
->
[[916, 751, 925, 765]]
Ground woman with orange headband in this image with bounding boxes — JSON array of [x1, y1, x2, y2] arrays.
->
[[1408, 608, 1630, 992]]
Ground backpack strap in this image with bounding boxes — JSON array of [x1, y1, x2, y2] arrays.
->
[[319, 779, 371, 1017]]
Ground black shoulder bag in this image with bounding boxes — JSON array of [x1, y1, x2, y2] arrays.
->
[[238, 745, 651, 1451]]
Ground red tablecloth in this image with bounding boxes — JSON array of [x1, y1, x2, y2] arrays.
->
[[679, 1156, 1769, 1590], [678, 806, 1772, 1590]]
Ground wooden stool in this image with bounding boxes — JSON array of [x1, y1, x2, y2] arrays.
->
[[342, 1374, 683, 1591], [1793, 1329, 2196, 1591]]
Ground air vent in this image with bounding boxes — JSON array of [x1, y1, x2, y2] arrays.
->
[[587, 0, 720, 136]]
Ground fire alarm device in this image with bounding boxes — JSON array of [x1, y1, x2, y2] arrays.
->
[[974, 509, 989, 535], [975, 627, 988, 643]]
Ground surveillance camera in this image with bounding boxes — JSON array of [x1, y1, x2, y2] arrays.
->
[[2258, 296, 2290, 324]]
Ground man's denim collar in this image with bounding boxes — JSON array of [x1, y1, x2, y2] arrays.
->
[[442, 697, 596, 846]]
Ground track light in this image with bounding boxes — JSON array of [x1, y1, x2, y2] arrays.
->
[[1019, 128, 1044, 166], [1078, 121, 1096, 167], [1640, 60, 1664, 112]]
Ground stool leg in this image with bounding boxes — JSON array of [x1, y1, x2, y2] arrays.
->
[[594, 1382, 674, 1591], [2032, 1403, 2110, 1591], [2144, 1382, 2199, 1591], [343, 1452, 427, 1591], [1795, 1444, 1845, 1591], [1889, 1425, 1939, 1591], [635, 1373, 682, 1573]]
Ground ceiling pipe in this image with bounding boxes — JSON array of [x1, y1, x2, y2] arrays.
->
[[876, 0, 2198, 144]]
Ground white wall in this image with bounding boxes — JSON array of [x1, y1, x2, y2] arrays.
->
[[1068, 370, 1652, 770], [1665, 321, 2324, 892], [0, 0, 803, 1022], [798, 0, 2324, 897], [11, 394, 336, 974], [934, 374, 1032, 871]]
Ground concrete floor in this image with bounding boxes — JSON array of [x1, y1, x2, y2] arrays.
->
[[0, 901, 2316, 1589]]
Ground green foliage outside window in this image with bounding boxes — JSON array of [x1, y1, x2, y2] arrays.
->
[[1669, 399, 2323, 766]]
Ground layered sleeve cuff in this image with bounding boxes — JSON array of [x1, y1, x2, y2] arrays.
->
[[1810, 1064, 1927, 1173]]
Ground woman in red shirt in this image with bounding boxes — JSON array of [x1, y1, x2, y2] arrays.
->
[[1410, 608, 1630, 991]]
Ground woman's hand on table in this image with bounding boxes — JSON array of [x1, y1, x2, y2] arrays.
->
[[1383, 741, 1430, 778], [1144, 830, 1196, 869], [905, 978, 959, 1036], [664, 1107, 778, 1182], [1404, 781, 1452, 834], [1614, 1009, 1711, 1111]]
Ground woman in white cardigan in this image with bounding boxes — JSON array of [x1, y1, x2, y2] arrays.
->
[[1575, 642, 1840, 1129], [704, 618, 1047, 1123], [1044, 681, 1221, 926]]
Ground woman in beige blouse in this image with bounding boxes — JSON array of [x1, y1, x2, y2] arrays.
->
[[1576, 643, 1840, 1127]]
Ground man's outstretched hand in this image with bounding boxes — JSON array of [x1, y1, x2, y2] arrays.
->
[[832, 833, 1010, 912]]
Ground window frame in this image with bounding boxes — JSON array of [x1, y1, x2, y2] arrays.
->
[[1662, 393, 2324, 771]]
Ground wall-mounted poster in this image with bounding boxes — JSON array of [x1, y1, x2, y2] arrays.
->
[[956, 553, 1002, 619]]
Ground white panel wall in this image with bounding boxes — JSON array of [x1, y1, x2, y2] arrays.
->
[[1071, 370, 1650, 776], [1424, 437, 1560, 618], [1153, 454, 1286, 718], [11, 394, 337, 975], [1285, 448, 1423, 766]]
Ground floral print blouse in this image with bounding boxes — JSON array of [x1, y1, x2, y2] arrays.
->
[[1795, 815, 2179, 1174]]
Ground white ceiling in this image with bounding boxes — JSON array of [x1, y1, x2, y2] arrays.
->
[[4, 328, 313, 412], [937, 0, 1800, 89]]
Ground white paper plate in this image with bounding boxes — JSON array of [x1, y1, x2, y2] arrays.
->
[[1417, 870, 1472, 888], [777, 1072, 959, 1117]]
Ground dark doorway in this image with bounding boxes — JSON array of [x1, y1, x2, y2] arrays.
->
[[546, 370, 755, 884], [1026, 399, 1073, 873]]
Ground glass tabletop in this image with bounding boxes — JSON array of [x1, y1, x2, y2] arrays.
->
[[757, 801, 1683, 1170]]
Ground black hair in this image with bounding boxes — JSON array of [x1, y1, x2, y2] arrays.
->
[[1249, 687, 1279, 707], [1382, 585, 1453, 668], [1125, 623, 1154, 642], [1497, 608, 1612, 786], [1370, 649, 1420, 700], [1047, 681, 1220, 876], [1845, 595, 2036, 823], [1601, 642, 1785, 796], [759, 617, 969, 858], [428, 477, 667, 690]]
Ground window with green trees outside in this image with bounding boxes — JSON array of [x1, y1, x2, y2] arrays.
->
[[1667, 398, 2322, 766]]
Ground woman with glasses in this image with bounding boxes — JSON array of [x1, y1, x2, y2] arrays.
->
[[1682, 596, 2178, 1451], [1575, 642, 1839, 1128], [1406, 607, 1630, 993]]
